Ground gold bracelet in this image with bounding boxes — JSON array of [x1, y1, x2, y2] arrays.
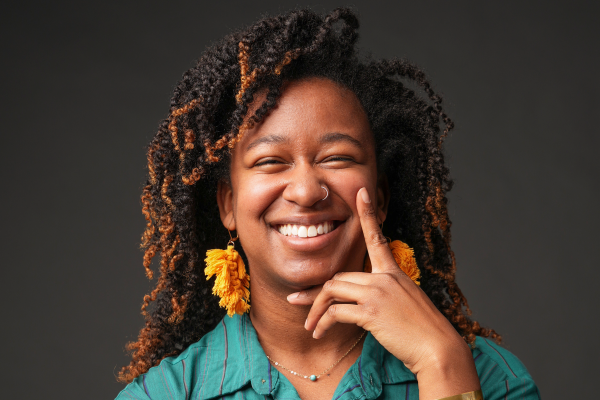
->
[[435, 389, 483, 400]]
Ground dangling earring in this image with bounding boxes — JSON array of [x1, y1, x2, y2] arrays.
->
[[364, 239, 421, 285], [204, 229, 250, 316], [364, 221, 420, 285]]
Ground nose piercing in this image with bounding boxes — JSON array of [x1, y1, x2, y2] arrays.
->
[[321, 185, 329, 201]]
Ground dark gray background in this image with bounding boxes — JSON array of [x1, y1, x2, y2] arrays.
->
[[2, 1, 598, 399]]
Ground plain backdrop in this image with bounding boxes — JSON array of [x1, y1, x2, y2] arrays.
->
[[1, 1, 598, 399]]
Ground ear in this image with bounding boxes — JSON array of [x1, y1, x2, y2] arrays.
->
[[217, 180, 236, 231], [376, 173, 390, 226]]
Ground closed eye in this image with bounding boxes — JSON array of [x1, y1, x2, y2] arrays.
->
[[321, 156, 357, 166], [324, 156, 353, 162], [254, 158, 284, 167], [252, 158, 291, 173]]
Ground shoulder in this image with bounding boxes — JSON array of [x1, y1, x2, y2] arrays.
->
[[115, 321, 228, 400], [472, 337, 541, 400]]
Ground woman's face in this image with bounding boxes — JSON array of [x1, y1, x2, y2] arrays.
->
[[218, 77, 388, 293]]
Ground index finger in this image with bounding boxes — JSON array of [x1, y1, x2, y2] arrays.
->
[[357, 187, 397, 273]]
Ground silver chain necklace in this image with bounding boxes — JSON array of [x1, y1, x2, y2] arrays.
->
[[266, 330, 366, 382]]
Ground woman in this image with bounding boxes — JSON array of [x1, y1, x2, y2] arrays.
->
[[116, 8, 539, 400]]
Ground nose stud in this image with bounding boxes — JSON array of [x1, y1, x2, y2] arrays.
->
[[321, 185, 329, 201]]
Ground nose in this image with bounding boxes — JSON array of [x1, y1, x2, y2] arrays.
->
[[282, 163, 326, 207]]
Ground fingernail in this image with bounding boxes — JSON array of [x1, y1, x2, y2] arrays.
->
[[304, 319, 308, 329], [312, 330, 318, 339], [360, 188, 371, 203], [287, 292, 300, 301]]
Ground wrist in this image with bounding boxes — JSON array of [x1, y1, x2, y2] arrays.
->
[[412, 337, 472, 375], [414, 340, 480, 400]]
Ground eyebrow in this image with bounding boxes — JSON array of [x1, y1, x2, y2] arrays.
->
[[320, 132, 363, 148], [246, 134, 289, 151], [245, 132, 363, 151]]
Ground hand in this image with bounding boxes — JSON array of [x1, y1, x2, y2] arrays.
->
[[288, 187, 480, 399]]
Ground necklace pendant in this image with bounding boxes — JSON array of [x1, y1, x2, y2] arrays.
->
[[309, 375, 317, 381]]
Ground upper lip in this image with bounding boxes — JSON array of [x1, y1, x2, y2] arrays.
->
[[268, 214, 347, 227]]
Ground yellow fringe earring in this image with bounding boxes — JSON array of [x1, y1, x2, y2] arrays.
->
[[364, 239, 421, 286], [204, 230, 250, 316]]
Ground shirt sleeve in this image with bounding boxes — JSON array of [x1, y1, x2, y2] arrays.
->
[[483, 377, 541, 400], [115, 360, 189, 400], [115, 377, 151, 400], [474, 337, 541, 400]]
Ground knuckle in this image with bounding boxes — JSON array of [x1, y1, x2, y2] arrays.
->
[[323, 279, 336, 292], [370, 285, 386, 299], [327, 304, 338, 318], [370, 231, 388, 246], [362, 205, 377, 219], [362, 302, 379, 320], [380, 273, 397, 286], [332, 272, 346, 280]]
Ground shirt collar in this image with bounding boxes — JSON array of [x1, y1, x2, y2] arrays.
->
[[198, 313, 277, 399], [242, 313, 281, 395], [343, 330, 417, 400], [200, 313, 416, 400]]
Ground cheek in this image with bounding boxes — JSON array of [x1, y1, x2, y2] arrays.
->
[[233, 175, 280, 226], [329, 168, 378, 212]]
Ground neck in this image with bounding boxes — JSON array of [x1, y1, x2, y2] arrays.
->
[[248, 278, 365, 365]]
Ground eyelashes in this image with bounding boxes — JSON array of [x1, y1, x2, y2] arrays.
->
[[324, 156, 353, 162], [255, 158, 283, 166], [254, 156, 355, 168]]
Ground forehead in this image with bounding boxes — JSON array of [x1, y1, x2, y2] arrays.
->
[[238, 78, 371, 149]]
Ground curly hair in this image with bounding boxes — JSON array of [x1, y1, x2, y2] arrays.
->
[[118, 7, 500, 383]]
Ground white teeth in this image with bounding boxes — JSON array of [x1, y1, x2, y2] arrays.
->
[[317, 224, 324, 235], [297, 226, 308, 238], [277, 222, 336, 238]]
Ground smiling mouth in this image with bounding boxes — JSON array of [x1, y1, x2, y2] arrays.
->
[[276, 221, 339, 238]]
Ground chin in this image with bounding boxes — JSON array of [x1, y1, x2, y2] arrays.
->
[[278, 255, 362, 290], [279, 262, 336, 290], [246, 238, 365, 291]]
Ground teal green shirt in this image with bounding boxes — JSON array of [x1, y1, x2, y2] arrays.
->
[[116, 314, 540, 400]]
